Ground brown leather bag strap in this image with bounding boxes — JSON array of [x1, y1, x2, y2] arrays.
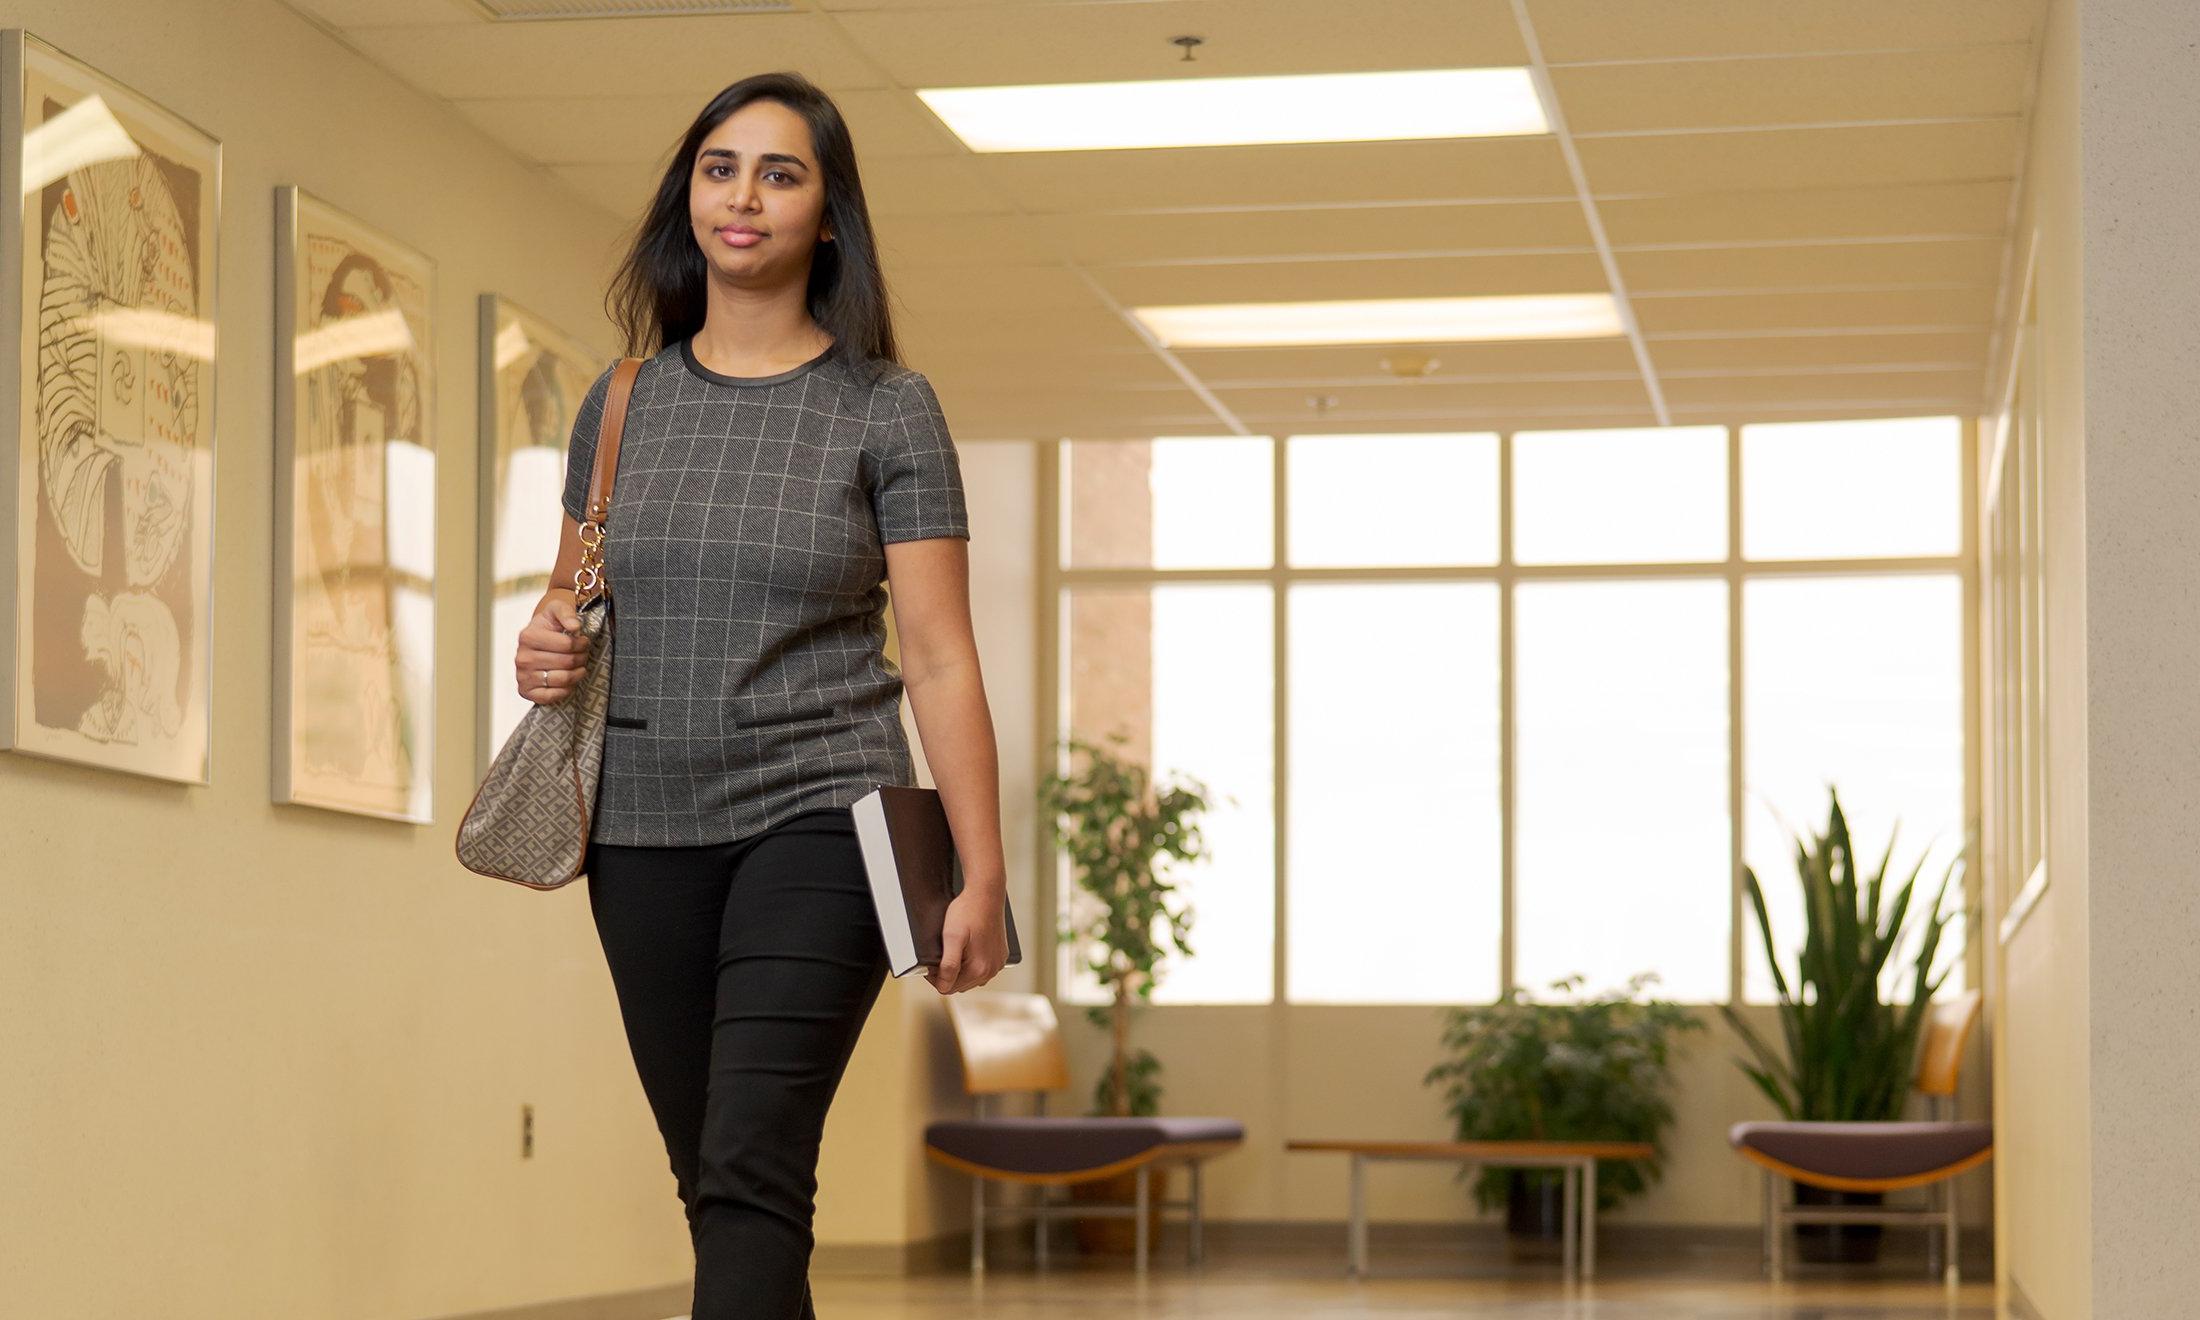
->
[[584, 357, 645, 525]]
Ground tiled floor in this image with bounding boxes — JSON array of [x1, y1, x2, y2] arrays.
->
[[663, 1234, 2000, 1319]]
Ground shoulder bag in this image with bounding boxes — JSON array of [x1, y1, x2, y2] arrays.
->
[[454, 356, 643, 889]]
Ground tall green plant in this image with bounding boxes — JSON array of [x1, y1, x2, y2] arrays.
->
[[1038, 732, 1216, 1118], [1423, 973, 1703, 1213], [1722, 788, 1963, 1121]]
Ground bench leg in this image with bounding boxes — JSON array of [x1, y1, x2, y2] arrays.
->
[[1135, 1164, 1151, 1279], [1560, 1163, 1578, 1281], [1035, 1183, 1049, 1272], [1583, 1159, 1598, 1280], [1188, 1160, 1204, 1266], [971, 1174, 986, 1274], [1766, 1170, 1785, 1284], [1348, 1153, 1367, 1276], [1943, 1178, 1961, 1288]]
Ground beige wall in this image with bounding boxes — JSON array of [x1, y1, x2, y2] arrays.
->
[[1986, 1, 2200, 1316], [2074, 0, 2200, 1314], [1986, 0, 2092, 1314], [0, 2, 665, 1316]]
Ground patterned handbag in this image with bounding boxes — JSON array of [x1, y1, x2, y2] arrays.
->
[[454, 356, 644, 890]]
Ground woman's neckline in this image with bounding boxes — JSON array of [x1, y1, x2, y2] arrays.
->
[[679, 335, 833, 388]]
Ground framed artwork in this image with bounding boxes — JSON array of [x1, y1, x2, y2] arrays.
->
[[273, 185, 436, 822], [477, 294, 605, 776], [0, 31, 220, 783]]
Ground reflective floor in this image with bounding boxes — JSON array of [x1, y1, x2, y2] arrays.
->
[[673, 1230, 2004, 1320]]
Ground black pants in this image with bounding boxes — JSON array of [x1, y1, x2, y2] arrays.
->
[[585, 806, 889, 1320]]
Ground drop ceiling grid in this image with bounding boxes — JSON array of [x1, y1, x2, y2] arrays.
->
[[277, 0, 2048, 434]]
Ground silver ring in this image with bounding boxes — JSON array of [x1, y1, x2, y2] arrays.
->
[[539, 669, 549, 684]]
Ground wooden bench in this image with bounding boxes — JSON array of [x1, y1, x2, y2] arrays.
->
[[1286, 1138, 1656, 1280]]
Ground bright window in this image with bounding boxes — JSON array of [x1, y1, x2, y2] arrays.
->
[[1514, 426, 1728, 565], [1059, 584, 1274, 1005], [1287, 433, 1498, 567], [1513, 580, 1732, 1001], [1742, 416, 1961, 561], [1286, 583, 1502, 1003]]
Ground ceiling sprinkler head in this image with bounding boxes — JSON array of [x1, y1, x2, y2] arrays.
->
[[1380, 351, 1440, 378]]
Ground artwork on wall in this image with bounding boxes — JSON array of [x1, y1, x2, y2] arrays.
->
[[0, 31, 220, 783], [273, 185, 436, 822], [477, 294, 604, 775]]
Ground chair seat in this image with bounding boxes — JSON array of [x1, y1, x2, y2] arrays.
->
[[1729, 1120, 1994, 1181], [926, 1115, 1245, 1177]]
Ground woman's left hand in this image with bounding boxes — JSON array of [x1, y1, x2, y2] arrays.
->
[[926, 885, 1009, 995]]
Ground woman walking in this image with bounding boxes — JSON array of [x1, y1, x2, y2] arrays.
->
[[512, 71, 1011, 1319]]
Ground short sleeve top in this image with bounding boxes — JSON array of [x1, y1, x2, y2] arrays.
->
[[560, 336, 971, 847]]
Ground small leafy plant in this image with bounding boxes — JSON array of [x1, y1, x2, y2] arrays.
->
[[1424, 973, 1703, 1213]]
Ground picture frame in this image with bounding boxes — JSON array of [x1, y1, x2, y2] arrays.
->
[[477, 294, 607, 778], [0, 30, 221, 784], [272, 184, 436, 822], [476, 293, 606, 776]]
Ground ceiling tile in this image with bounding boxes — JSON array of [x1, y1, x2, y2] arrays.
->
[[1215, 377, 1654, 417], [1553, 45, 2032, 134], [977, 136, 1572, 213], [832, 0, 1525, 88], [1619, 238, 2005, 293], [1034, 201, 1594, 266], [1660, 369, 1982, 410], [1526, 0, 2043, 63], [1634, 287, 1998, 336], [1579, 121, 2021, 196], [1173, 338, 1645, 382], [1650, 330, 1990, 373], [341, 13, 884, 100], [877, 214, 1064, 266], [895, 303, 1151, 354], [1092, 251, 1610, 306], [1241, 401, 1661, 429], [282, 0, 477, 24], [889, 264, 1100, 311], [1600, 181, 2011, 245]]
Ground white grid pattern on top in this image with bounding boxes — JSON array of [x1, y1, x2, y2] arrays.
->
[[559, 340, 971, 847]]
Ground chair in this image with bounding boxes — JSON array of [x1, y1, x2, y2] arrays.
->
[[922, 991, 1245, 1277], [1729, 988, 1993, 1285]]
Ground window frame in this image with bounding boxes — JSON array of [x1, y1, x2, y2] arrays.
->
[[1036, 420, 1980, 1009]]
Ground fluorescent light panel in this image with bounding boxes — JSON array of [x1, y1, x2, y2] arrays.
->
[[1131, 294, 1626, 348], [916, 67, 1546, 153]]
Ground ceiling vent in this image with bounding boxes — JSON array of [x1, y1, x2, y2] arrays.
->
[[471, 0, 796, 19]]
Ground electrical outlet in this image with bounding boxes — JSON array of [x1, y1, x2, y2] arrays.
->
[[522, 1103, 535, 1159]]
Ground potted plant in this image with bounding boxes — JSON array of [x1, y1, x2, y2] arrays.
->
[[1721, 787, 1964, 1264], [1037, 731, 1217, 1253], [1423, 973, 1703, 1254]]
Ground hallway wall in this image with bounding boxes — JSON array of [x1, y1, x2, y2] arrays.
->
[[1985, 1, 2091, 1315], [2, 3, 700, 1316]]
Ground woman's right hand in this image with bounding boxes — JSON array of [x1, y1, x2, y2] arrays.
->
[[516, 590, 592, 705]]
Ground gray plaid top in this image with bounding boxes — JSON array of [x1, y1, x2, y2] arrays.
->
[[561, 337, 970, 846]]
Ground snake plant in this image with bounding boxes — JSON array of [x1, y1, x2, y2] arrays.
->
[[1722, 788, 1963, 1121]]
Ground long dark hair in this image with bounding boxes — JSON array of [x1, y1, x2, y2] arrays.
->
[[605, 71, 899, 376]]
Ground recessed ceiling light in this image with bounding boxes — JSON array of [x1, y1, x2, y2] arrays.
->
[[1130, 294, 1625, 348], [916, 67, 1547, 153]]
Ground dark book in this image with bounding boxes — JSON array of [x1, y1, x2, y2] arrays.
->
[[851, 785, 1023, 979]]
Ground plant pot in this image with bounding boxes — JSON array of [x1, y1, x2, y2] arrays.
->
[[1793, 1184, 1884, 1264], [1502, 1169, 1568, 1261], [1068, 1166, 1170, 1255]]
